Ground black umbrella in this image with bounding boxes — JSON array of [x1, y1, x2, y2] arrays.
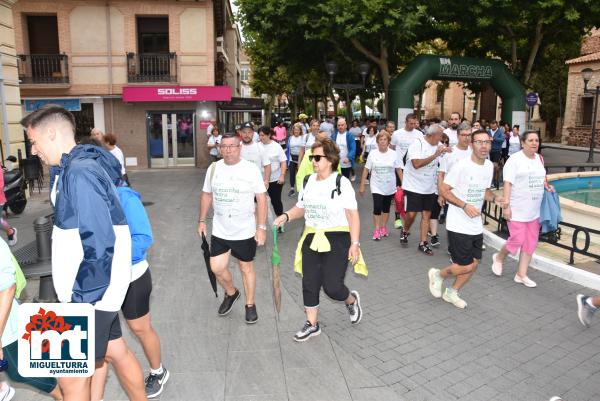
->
[[201, 233, 218, 297]]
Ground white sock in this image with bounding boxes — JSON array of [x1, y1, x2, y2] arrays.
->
[[150, 364, 164, 375], [586, 298, 597, 309]]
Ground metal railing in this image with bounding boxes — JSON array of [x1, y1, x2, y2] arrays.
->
[[482, 202, 600, 265], [127, 52, 177, 83], [17, 54, 69, 84]]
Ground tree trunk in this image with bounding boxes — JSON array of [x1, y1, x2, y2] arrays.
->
[[523, 17, 544, 85], [416, 88, 424, 120], [360, 93, 367, 120], [313, 96, 318, 120]]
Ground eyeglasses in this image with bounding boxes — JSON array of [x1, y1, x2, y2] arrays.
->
[[308, 154, 326, 162], [219, 144, 240, 150], [472, 140, 492, 145], [442, 141, 449, 145]]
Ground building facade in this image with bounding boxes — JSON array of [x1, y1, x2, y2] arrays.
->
[[12, 0, 244, 169], [563, 28, 600, 146], [0, 0, 25, 162]]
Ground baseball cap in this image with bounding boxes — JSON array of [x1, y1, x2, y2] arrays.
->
[[241, 122, 253, 130]]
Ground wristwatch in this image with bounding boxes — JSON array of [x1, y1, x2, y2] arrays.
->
[[257, 224, 267, 230], [351, 241, 360, 247]]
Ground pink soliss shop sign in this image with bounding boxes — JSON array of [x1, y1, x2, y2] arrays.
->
[[123, 86, 232, 102]]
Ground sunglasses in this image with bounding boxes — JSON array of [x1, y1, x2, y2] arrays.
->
[[308, 154, 326, 162]]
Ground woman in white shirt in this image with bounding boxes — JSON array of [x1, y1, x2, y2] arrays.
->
[[507, 125, 521, 157], [207, 126, 222, 162], [103, 132, 129, 185], [286, 123, 305, 197], [492, 131, 554, 288], [258, 126, 287, 222], [358, 131, 402, 240], [274, 138, 364, 342]]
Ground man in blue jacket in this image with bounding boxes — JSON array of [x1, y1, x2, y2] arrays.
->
[[331, 117, 356, 180], [21, 105, 146, 401], [488, 120, 505, 188]]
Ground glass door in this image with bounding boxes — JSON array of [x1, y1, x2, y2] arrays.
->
[[147, 111, 195, 167]]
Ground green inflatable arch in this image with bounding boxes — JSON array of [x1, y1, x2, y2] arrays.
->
[[389, 55, 525, 129]]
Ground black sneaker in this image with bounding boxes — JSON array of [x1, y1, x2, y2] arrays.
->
[[399, 229, 409, 244], [430, 235, 440, 247], [218, 289, 240, 316], [418, 242, 433, 256], [245, 304, 258, 324], [347, 290, 362, 324], [288, 188, 296, 197], [293, 320, 321, 342], [145, 366, 170, 398]]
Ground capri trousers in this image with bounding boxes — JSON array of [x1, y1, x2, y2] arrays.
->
[[372, 193, 394, 215], [505, 219, 541, 255], [301, 232, 351, 308]]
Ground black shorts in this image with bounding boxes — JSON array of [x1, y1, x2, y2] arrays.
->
[[211, 235, 257, 262], [404, 190, 436, 212], [448, 231, 483, 266], [490, 151, 502, 163], [95, 310, 122, 361], [372, 193, 394, 215], [430, 197, 442, 219], [122, 268, 152, 320]]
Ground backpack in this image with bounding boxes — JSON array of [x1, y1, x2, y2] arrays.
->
[[301, 173, 342, 200]]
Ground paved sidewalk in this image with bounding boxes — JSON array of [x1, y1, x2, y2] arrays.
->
[[8, 167, 600, 401]]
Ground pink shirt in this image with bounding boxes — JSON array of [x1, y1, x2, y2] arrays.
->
[[274, 126, 287, 142]]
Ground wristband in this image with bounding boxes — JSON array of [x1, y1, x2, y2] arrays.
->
[[257, 224, 267, 230], [198, 219, 206, 223], [283, 212, 290, 222], [351, 241, 360, 247], [461, 203, 467, 210]]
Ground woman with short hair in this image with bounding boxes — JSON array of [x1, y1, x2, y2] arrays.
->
[[274, 138, 365, 342], [286, 123, 305, 197]]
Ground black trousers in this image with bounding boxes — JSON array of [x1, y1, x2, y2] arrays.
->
[[289, 156, 299, 189], [267, 181, 284, 216], [341, 167, 352, 179], [301, 232, 351, 307]]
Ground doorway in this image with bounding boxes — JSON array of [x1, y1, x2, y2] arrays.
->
[[147, 111, 195, 167]]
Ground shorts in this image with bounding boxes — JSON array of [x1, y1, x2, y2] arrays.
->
[[448, 231, 483, 266], [211, 235, 257, 262], [372, 193, 394, 215], [505, 219, 541, 255], [2, 341, 58, 393], [95, 310, 122, 361], [430, 196, 442, 219], [404, 190, 436, 212], [122, 268, 152, 320], [490, 151, 502, 163]]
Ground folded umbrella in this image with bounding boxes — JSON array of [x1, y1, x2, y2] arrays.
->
[[201, 233, 218, 297], [271, 226, 282, 313]]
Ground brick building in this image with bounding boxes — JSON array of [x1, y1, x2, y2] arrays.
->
[[563, 28, 600, 147], [11, 0, 244, 169]]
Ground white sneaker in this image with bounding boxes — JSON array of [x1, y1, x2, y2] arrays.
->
[[7, 227, 17, 247], [491, 252, 503, 276], [0, 382, 15, 401], [442, 288, 467, 309], [514, 274, 537, 288], [428, 268, 443, 298]]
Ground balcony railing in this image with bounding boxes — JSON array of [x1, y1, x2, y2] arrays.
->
[[17, 54, 69, 84], [127, 52, 177, 83]]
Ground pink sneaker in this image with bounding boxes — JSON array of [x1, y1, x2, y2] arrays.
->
[[380, 227, 389, 237], [491, 252, 503, 276], [514, 274, 537, 288], [372, 228, 381, 241]]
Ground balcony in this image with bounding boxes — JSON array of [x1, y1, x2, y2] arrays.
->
[[17, 54, 69, 86], [127, 52, 177, 83]]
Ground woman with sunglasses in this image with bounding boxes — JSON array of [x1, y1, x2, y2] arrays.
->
[[274, 138, 365, 342], [359, 130, 402, 240]]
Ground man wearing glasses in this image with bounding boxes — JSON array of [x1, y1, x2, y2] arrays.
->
[[198, 133, 268, 324], [428, 130, 502, 309]]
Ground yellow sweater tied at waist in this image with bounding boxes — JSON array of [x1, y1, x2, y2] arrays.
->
[[293, 226, 368, 277]]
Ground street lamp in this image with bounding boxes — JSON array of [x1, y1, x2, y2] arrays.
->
[[582, 67, 599, 163], [326, 61, 370, 120]]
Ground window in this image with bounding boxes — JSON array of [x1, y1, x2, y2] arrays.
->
[[241, 68, 249, 81], [137, 17, 169, 54], [580, 96, 594, 126]]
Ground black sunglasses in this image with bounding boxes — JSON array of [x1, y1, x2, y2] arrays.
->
[[308, 155, 325, 162]]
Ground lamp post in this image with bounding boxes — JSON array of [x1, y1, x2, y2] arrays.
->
[[582, 68, 599, 163], [325, 61, 370, 121]]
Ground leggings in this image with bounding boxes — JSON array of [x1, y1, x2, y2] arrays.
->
[[301, 232, 350, 307], [372, 193, 393, 215], [289, 156, 299, 189], [267, 181, 284, 216]]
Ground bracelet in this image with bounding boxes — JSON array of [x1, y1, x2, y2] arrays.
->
[[198, 219, 206, 223], [283, 212, 290, 222], [351, 241, 360, 247], [257, 224, 267, 230], [461, 203, 467, 210]]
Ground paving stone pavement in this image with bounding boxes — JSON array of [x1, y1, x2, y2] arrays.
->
[[7, 166, 600, 401]]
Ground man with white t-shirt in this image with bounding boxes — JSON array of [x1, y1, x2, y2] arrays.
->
[[437, 122, 473, 230], [240, 122, 271, 189], [428, 130, 501, 308], [304, 119, 321, 151], [198, 133, 268, 324], [443, 112, 461, 147], [400, 124, 450, 255], [390, 113, 423, 179]]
